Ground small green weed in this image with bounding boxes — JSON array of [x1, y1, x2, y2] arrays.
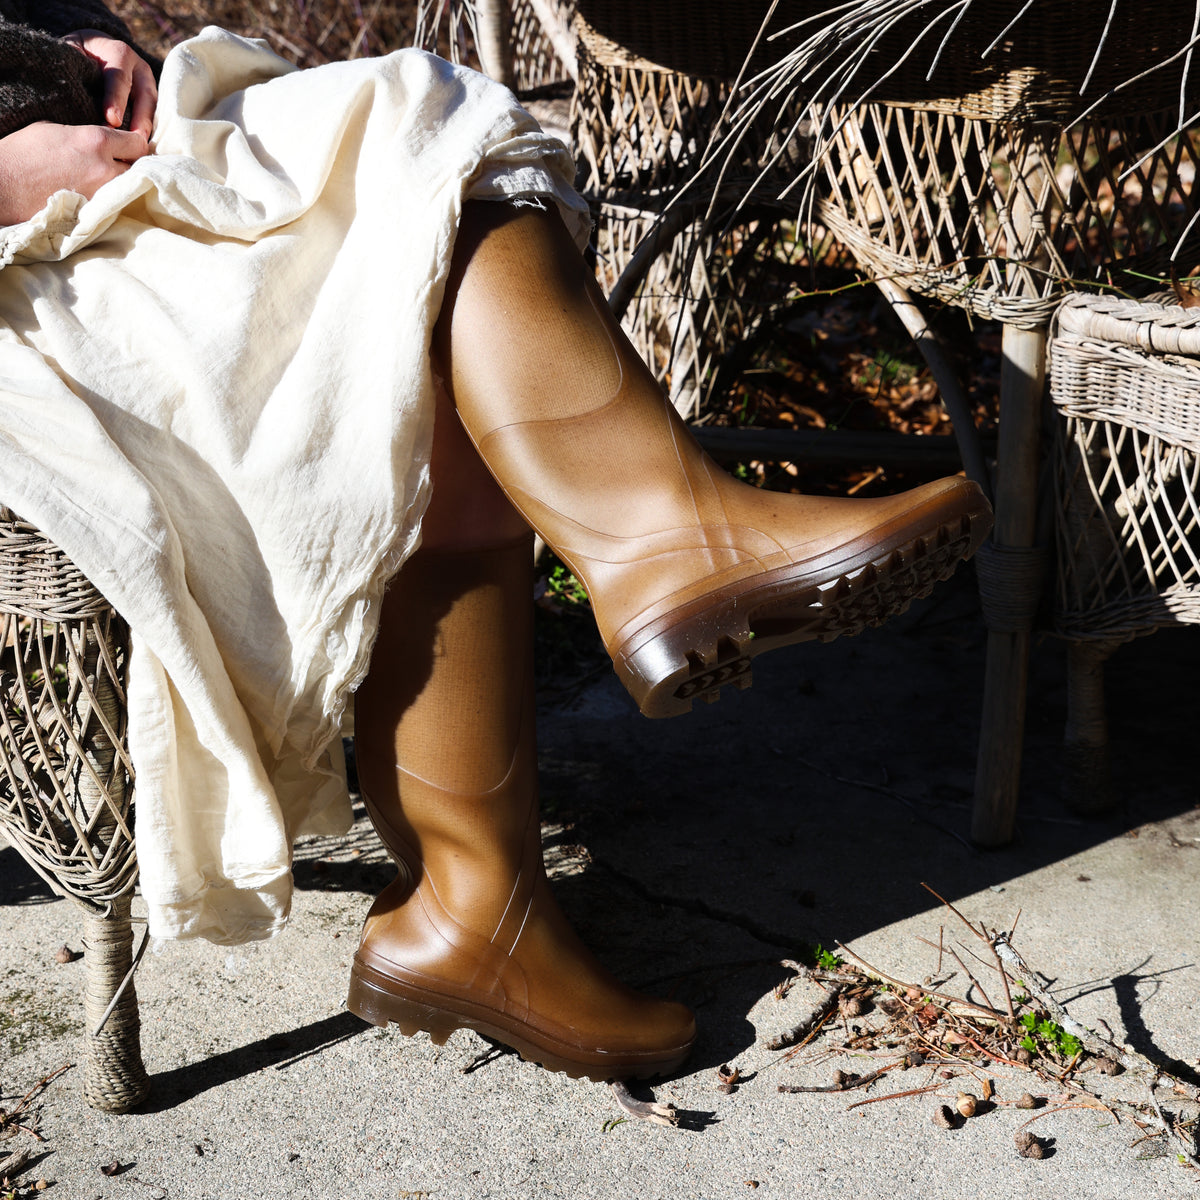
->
[[814, 944, 843, 971], [1018, 1011, 1083, 1060], [544, 563, 588, 607], [20, 664, 69, 704], [859, 349, 918, 389]]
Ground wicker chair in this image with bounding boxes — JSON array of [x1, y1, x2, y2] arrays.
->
[[428, 0, 1200, 841], [771, 1, 1200, 842], [0, 507, 149, 1112], [1050, 294, 1200, 813]]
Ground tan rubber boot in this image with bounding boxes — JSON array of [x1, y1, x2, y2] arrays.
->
[[436, 204, 993, 717], [348, 538, 696, 1080]]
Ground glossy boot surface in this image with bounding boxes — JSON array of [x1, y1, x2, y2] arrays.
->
[[438, 205, 993, 716], [349, 541, 696, 1080]]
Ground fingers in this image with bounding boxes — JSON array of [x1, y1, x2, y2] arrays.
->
[[68, 126, 152, 198], [99, 43, 158, 137], [61, 32, 158, 139], [0, 121, 152, 223], [95, 126, 153, 168], [126, 56, 158, 140]]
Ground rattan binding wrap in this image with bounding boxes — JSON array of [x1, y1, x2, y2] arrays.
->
[[0, 506, 149, 1111], [1051, 295, 1200, 642]]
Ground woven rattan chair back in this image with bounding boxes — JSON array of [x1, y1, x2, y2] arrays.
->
[[815, 105, 1200, 329], [789, 2, 1200, 325], [570, 2, 817, 417], [0, 507, 149, 1112]]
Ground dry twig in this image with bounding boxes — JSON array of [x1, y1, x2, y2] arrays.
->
[[609, 1081, 678, 1128]]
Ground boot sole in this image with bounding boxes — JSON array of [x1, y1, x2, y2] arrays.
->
[[347, 958, 693, 1081], [614, 486, 992, 718]]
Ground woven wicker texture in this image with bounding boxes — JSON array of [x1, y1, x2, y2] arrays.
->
[[415, 0, 574, 88], [1051, 294, 1200, 642], [814, 104, 1200, 329], [572, 0, 786, 82], [0, 506, 149, 1111], [692, 1, 1200, 330], [411, 1, 824, 414], [570, 5, 817, 416], [509, 0, 574, 91]]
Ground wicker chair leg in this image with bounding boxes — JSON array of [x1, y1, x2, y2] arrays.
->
[[76, 626, 150, 1113], [0, 508, 148, 1111], [82, 896, 149, 1112], [1062, 638, 1120, 817], [972, 325, 1048, 847]]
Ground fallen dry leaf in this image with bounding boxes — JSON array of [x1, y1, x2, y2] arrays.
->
[[1171, 267, 1200, 308]]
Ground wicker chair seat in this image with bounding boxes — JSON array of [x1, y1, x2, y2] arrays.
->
[[1052, 294, 1200, 640], [1047, 293, 1200, 811]]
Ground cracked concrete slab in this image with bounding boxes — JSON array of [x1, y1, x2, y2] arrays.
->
[[1, 567, 1197, 1198]]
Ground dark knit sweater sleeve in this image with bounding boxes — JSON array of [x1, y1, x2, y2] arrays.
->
[[0, 0, 153, 140]]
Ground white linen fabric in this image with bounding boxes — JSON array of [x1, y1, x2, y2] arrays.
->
[[0, 28, 589, 943]]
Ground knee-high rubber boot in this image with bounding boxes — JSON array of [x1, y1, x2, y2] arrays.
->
[[437, 205, 993, 718], [348, 537, 696, 1080]]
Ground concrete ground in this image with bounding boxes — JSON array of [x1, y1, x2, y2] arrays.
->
[[1, 563, 1197, 1199]]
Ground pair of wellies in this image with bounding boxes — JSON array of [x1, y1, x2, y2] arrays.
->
[[345, 204, 991, 1080]]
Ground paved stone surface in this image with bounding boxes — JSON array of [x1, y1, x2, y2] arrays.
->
[[1, 566, 1197, 1199]]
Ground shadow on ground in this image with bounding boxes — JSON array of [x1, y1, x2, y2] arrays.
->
[[528, 563, 1200, 1076], [1, 562, 1193, 1101]]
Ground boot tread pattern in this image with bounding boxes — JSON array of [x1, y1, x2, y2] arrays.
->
[[623, 508, 987, 718], [348, 960, 689, 1081]]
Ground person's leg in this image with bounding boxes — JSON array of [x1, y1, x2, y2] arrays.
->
[[350, 391, 695, 1080], [435, 202, 992, 717]]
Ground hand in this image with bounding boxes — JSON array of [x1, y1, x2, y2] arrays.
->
[[0, 121, 151, 225], [60, 30, 157, 139]]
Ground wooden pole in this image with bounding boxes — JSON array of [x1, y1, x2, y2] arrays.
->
[[971, 323, 1045, 845], [475, 0, 516, 88]]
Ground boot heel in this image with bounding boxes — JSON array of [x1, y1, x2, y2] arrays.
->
[[347, 963, 459, 1046], [616, 620, 756, 719]]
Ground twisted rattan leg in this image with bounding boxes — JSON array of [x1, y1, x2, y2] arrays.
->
[[82, 896, 149, 1112], [1062, 639, 1120, 817], [76, 627, 149, 1112]]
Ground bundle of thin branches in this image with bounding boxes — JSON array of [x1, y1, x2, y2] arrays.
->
[[694, 0, 1200, 227], [768, 884, 1200, 1170]]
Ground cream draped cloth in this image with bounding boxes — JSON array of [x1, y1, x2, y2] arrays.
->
[[0, 29, 589, 943]]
